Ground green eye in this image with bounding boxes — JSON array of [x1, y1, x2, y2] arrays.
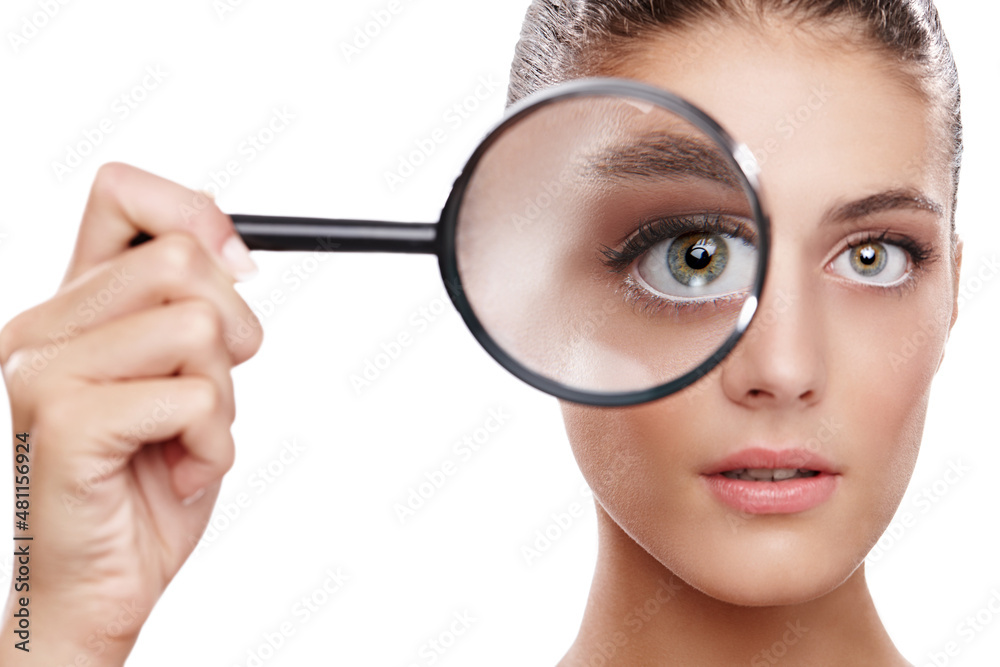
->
[[667, 233, 729, 287], [617, 215, 758, 303], [831, 239, 909, 286], [850, 242, 887, 277]]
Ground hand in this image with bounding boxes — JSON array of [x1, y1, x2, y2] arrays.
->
[[0, 163, 263, 665]]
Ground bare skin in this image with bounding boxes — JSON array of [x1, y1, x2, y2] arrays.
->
[[0, 15, 961, 667], [557, 19, 961, 667], [559, 505, 907, 666], [0, 163, 262, 665]]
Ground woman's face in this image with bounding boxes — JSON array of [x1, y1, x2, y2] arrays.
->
[[560, 20, 961, 605]]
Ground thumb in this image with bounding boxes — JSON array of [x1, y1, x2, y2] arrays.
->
[[62, 162, 258, 287]]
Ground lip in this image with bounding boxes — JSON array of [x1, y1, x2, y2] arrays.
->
[[701, 447, 841, 515]]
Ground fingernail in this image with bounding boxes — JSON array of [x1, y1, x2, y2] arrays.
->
[[221, 235, 259, 282], [181, 486, 207, 506]]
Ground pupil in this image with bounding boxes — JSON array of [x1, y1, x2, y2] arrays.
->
[[686, 240, 715, 270], [859, 246, 877, 265]]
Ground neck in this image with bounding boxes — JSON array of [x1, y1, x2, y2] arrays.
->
[[559, 502, 910, 666]]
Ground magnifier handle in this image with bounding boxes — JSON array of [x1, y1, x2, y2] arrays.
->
[[128, 215, 439, 255]]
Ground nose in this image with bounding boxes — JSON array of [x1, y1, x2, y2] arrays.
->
[[720, 271, 827, 410]]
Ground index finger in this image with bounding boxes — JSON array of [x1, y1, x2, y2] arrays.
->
[[62, 162, 259, 287]]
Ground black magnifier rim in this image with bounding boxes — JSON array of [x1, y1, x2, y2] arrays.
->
[[437, 77, 771, 407]]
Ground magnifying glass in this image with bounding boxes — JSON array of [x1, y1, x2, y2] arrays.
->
[[132, 78, 770, 406]]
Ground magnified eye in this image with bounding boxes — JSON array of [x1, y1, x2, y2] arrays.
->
[[655, 232, 729, 288], [633, 225, 756, 300], [831, 240, 909, 285]]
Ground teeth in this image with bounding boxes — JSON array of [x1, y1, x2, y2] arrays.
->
[[720, 468, 819, 482]]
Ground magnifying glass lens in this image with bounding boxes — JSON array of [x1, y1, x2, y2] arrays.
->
[[454, 93, 762, 397]]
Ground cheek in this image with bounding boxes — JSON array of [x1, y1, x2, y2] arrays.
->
[[557, 270, 954, 604], [560, 400, 681, 531], [559, 396, 717, 563], [828, 284, 952, 535]]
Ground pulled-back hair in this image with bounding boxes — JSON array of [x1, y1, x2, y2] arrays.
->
[[508, 0, 962, 225]]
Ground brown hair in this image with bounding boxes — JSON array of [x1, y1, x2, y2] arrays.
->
[[507, 0, 962, 226]]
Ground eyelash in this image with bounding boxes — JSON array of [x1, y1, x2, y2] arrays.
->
[[829, 229, 938, 295], [598, 218, 939, 314], [599, 214, 757, 316], [599, 214, 757, 273]]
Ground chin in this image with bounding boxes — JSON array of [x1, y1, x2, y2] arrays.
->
[[634, 515, 867, 607], [688, 561, 853, 608]]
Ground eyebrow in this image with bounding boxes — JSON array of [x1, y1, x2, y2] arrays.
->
[[585, 132, 740, 189], [823, 189, 944, 226]]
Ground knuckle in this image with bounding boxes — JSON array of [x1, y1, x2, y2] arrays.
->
[[176, 300, 224, 350], [217, 436, 237, 473], [91, 162, 133, 202], [188, 377, 233, 424], [2, 340, 66, 398], [188, 377, 222, 414], [230, 310, 264, 362], [151, 232, 205, 282], [0, 314, 27, 363], [0, 306, 45, 364], [2, 347, 38, 393]]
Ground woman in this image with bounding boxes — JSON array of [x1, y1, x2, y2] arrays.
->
[[0, 0, 966, 664], [511, 2, 963, 664]]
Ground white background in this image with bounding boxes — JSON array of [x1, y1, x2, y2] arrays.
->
[[0, 1, 997, 665]]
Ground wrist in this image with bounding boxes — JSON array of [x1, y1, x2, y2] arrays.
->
[[0, 590, 138, 666]]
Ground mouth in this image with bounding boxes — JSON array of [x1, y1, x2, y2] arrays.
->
[[719, 468, 821, 482], [701, 448, 840, 515]]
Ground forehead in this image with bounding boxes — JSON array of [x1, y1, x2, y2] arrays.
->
[[602, 21, 952, 224]]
